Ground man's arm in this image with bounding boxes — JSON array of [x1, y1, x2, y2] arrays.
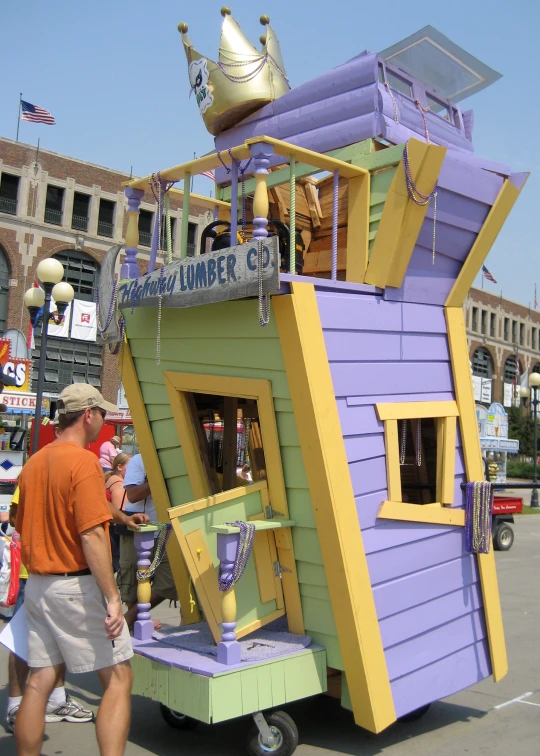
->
[[80, 524, 124, 638], [125, 480, 151, 504], [107, 500, 149, 528]]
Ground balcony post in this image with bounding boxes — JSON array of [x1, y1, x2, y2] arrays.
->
[[250, 142, 273, 241], [216, 533, 241, 665], [132, 526, 159, 640], [121, 187, 144, 279]]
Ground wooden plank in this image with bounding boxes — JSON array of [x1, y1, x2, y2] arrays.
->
[[364, 140, 428, 287], [210, 519, 295, 534], [274, 284, 396, 733], [222, 397, 238, 490], [445, 178, 526, 307], [445, 306, 507, 682], [185, 528, 223, 628], [210, 674, 243, 723], [385, 143, 447, 288], [346, 173, 370, 284], [284, 653, 327, 702], [121, 340, 200, 623], [256, 664, 274, 712], [244, 136, 369, 178], [185, 393, 221, 494], [384, 420, 401, 502], [241, 668, 260, 715], [249, 513, 279, 604], [436, 417, 445, 504], [442, 416, 457, 505], [377, 500, 465, 526], [270, 660, 286, 706]]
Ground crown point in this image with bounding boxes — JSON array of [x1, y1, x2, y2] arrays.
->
[[260, 14, 270, 25], [260, 34, 267, 45], [221, 6, 232, 16], [178, 22, 189, 34]]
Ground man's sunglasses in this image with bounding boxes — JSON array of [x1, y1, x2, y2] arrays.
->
[[93, 407, 107, 419]]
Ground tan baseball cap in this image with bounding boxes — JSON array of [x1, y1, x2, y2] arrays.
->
[[51, 411, 60, 425], [57, 384, 118, 415]]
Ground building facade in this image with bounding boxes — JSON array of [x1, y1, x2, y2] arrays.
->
[[0, 137, 212, 404], [465, 288, 540, 408]]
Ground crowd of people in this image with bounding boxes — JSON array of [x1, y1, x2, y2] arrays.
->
[[0, 381, 177, 756]]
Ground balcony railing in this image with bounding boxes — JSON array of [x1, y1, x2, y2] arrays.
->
[[98, 220, 113, 237], [44, 207, 62, 225], [0, 197, 17, 214], [187, 243, 196, 257], [72, 215, 88, 232], [139, 231, 151, 247]]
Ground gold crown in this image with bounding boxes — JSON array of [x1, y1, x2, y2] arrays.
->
[[178, 7, 290, 136]]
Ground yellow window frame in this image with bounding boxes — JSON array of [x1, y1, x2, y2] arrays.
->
[[375, 400, 465, 527], [162, 371, 304, 636]]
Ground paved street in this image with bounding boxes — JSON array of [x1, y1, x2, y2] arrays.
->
[[2, 513, 540, 755]]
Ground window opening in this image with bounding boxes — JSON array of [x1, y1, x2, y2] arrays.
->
[[45, 185, 64, 225], [72, 192, 90, 232], [187, 222, 197, 257], [186, 392, 266, 493], [138, 209, 153, 247], [160, 215, 176, 251], [0, 174, 19, 214], [490, 313, 496, 338], [472, 347, 493, 378], [504, 355, 518, 382], [98, 199, 115, 237], [425, 93, 452, 121], [398, 418, 437, 503], [0, 246, 10, 333]]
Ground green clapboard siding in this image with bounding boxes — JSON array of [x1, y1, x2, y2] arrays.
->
[[368, 165, 397, 256], [124, 298, 339, 661], [132, 648, 326, 724]]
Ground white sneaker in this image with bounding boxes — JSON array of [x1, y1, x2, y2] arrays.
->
[[5, 704, 18, 734], [45, 693, 94, 724]]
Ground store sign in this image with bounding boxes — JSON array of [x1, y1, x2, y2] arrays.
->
[[485, 402, 508, 439], [472, 376, 492, 403], [105, 409, 132, 423], [0, 392, 50, 415], [116, 237, 280, 311], [0, 339, 31, 392]]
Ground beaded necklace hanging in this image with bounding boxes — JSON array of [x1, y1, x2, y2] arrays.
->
[[258, 239, 270, 327], [383, 81, 400, 124], [243, 418, 251, 467], [136, 524, 173, 581], [465, 481, 493, 554], [403, 140, 438, 265], [156, 266, 165, 364], [414, 99, 431, 143], [399, 419, 422, 466], [218, 520, 256, 591], [96, 280, 117, 335]]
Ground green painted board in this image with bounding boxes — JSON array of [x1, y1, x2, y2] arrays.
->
[[275, 410, 301, 447], [284, 652, 327, 703], [146, 404, 174, 422], [307, 632, 343, 670], [292, 528, 324, 566], [281, 447, 309, 489], [299, 583, 331, 602], [286, 489, 317, 528], [296, 561, 328, 588], [158, 448, 188, 479], [151, 417, 181, 450], [166, 475, 195, 506], [301, 595, 338, 637]]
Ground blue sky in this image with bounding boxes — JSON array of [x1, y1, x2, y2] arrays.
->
[[2, 0, 538, 305]]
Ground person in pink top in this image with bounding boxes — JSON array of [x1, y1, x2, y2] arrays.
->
[[99, 436, 120, 472]]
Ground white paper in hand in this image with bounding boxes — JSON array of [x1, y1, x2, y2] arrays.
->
[[0, 604, 28, 661]]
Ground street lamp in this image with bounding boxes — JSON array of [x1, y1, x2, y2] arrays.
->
[[24, 259, 74, 454], [521, 372, 540, 508]]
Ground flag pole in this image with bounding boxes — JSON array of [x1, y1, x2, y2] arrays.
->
[[16, 93, 22, 142]]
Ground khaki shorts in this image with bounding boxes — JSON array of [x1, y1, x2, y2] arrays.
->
[[117, 534, 177, 605], [25, 574, 133, 673]]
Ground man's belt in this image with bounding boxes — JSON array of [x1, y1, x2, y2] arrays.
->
[[48, 568, 92, 577]]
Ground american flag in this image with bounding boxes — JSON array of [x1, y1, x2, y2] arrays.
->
[[21, 100, 55, 125], [201, 169, 215, 181], [482, 265, 497, 284]]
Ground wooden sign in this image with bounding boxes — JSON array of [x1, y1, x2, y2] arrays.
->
[[0, 339, 31, 393], [117, 238, 280, 311]]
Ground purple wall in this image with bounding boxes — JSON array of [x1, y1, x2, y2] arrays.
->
[[315, 285, 491, 717]]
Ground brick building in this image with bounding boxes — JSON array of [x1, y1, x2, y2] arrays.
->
[[0, 136, 212, 405], [465, 288, 540, 408]]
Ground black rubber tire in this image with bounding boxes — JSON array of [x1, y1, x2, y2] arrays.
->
[[159, 703, 199, 730], [493, 523, 514, 551], [398, 703, 431, 722], [246, 710, 299, 756]]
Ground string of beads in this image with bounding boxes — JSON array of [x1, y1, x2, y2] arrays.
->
[[136, 524, 173, 581], [465, 482, 493, 554], [218, 521, 256, 591], [403, 140, 438, 265]]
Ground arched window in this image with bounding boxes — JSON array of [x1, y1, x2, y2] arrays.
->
[[503, 355, 520, 383], [532, 362, 540, 376], [32, 251, 103, 394], [0, 246, 11, 334], [472, 347, 493, 378]]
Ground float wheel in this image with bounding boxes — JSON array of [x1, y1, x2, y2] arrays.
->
[[159, 703, 199, 730], [246, 710, 299, 756]]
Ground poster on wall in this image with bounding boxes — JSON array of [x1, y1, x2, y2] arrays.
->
[[481, 378, 492, 403], [472, 376, 481, 401], [70, 300, 97, 342], [47, 299, 71, 338], [503, 383, 513, 408]]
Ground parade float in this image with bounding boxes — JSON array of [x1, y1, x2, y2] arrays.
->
[[97, 9, 528, 754]]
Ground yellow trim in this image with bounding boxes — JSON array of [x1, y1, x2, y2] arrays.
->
[[120, 340, 200, 623], [274, 282, 396, 734], [162, 370, 304, 637], [184, 528, 223, 640], [445, 306, 508, 681], [376, 400, 458, 421], [127, 135, 367, 190], [445, 177, 528, 308], [385, 143, 446, 288], [168, 481, 268, 518], [346, 173, 371, 284], [378, 500, 465, 526], [363, 139, 427, 288], [441, 416, 457, 505], [384, 419, 402, 502]]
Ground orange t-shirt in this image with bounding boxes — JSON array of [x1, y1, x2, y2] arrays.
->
[[15, 442, 112, 574]]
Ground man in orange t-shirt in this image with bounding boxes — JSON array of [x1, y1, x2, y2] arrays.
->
[[15, 384, 143, 756]]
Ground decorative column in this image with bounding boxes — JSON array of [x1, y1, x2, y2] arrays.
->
[[249, 142, 274, 241], [216, 533, 241, 665], [121, 187, 144, 279], [132, 524, 159, 640]]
